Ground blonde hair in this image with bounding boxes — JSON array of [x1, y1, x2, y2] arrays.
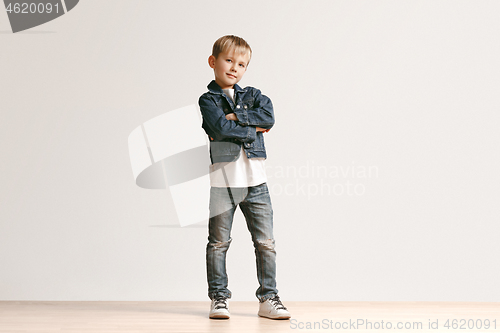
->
[[212, 35, 252, 62]]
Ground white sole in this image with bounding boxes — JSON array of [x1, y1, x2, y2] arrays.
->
[[258, 313, 291, 320], [209, 312, 230, 319]]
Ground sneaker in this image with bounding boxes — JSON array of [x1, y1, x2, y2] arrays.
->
[[258, 295, 291, 319], [209, 296, 230, 319]]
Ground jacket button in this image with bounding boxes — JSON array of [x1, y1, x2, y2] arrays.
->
[[236, 105, 241, 109], [244, 105, 248, 109]]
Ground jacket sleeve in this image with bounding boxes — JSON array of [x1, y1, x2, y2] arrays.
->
[[199, 94, 256, 143], [232, 88, 275, 130]]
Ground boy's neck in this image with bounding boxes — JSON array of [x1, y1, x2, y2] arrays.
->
[[215, 79, 234, 90]]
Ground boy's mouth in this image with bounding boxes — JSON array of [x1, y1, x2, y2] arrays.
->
[[226, 74, 237, 79]]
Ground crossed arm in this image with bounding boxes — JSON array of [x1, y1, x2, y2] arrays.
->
[[208, 113, 268, 140], [200, 89, 275, 141]]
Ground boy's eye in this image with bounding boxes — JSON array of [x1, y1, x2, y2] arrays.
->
[[226, 59, 232, 62], [239, 64, 245, 68]]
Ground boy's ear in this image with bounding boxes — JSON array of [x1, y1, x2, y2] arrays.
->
[[208, 55, 216, 69]]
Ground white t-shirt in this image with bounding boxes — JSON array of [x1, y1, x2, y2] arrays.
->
[[209, 88, 267, 187]]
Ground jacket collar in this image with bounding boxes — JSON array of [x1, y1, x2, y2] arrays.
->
[[207, 80, 246, 95]]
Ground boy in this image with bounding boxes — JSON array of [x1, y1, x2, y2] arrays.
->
[[198, 35, 291, 320]]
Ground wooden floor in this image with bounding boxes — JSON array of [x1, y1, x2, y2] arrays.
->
[[1, 301, 499, 332]]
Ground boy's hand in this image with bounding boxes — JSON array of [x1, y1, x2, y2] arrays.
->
[[225, 113, 239, 121]]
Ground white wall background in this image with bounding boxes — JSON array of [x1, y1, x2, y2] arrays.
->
[[1, 0, 499, 301]]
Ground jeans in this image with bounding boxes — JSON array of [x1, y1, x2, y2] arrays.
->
[[206, 182, 278, 303]]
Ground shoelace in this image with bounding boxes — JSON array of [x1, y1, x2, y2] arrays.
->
[[269, 295, 287, 310], [213, 297, 228, 310]]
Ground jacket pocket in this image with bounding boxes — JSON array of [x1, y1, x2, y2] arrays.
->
[[241, 97, 254, 110], [210, 140, 241, 156]]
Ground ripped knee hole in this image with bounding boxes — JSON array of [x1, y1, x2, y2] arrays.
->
[[255, 238, 275, 249]]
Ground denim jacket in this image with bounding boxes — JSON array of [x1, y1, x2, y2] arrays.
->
[[199, 80, 275, 164]]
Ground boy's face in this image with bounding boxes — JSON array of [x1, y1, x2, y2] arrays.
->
[[209, 49, 250, 90]]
